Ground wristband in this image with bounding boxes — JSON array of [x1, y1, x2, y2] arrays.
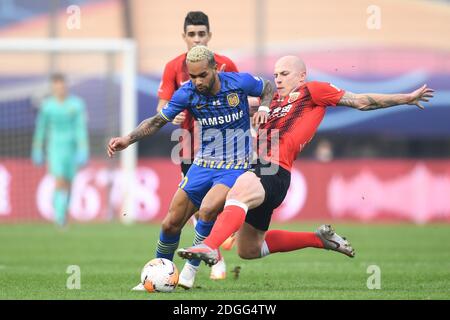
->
[[258, 106, 270, 113]]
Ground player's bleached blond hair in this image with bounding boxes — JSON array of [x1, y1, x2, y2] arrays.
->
[[186, 45, 216, 68]]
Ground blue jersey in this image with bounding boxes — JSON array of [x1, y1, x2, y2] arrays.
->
[[160, 72, 264, 170]]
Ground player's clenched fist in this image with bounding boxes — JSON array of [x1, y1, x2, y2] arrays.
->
[[107, 136, 130, 157]]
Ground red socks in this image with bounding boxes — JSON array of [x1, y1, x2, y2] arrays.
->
[[204, 200, 248, 249], [264, 230, 324, 254], [202, 199, 324, 257]]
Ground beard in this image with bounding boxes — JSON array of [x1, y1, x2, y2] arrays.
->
[[197, 74, 217, 95]]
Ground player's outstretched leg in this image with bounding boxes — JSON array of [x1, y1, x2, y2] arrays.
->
[[178, 228, 323, 265], [178, 224, 355, 266]]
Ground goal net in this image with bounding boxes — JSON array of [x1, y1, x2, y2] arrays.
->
[[0, 38, 137, 224]]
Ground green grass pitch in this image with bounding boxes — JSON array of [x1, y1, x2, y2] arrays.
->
[[1, 222, 449, 300]]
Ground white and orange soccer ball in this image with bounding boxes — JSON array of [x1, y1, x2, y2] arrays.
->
[[140, 258, 179, 293]]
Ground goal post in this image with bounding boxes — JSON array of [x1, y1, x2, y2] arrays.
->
[[0, 38, 138, 223]]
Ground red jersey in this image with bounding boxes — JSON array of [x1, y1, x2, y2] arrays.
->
[[258, 81, 345, 171], [158, 52, 239, 161]]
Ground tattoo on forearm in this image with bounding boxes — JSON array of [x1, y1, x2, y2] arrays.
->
[[364, 95, 401, 110], [128, 115, 167, 144], [339, 92, 409, 111], [338, 92, 359, 108], [260, 80, 275, 107]]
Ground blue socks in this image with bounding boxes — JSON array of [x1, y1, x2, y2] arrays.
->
[[155, 219, 215, 264], [156, 231, 180, 261], [188, 219, 215, 267]]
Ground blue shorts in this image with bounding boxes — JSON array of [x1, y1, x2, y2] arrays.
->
[[179, 164, 245, 208]]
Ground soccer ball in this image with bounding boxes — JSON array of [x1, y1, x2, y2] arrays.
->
[[140, 258, 179, 293]]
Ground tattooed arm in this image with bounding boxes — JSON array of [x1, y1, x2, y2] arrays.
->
[[253, 80, 275, 126], [337, 84, 434, 111], [259, 80, 275, 108], [128, 114, 168, 144], [107, 114, 168, 157]]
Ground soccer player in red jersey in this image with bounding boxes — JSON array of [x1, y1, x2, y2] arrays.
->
[[156, 12, 239, 287], [177, 55, 434, 266]]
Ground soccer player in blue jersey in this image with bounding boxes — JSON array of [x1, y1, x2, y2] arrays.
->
[[157, 11, 241, 281], [107, 45, 274, 289]]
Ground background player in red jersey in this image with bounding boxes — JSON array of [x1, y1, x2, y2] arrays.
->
[[155, 11, 239, 286], [177, 55, 434, 266]]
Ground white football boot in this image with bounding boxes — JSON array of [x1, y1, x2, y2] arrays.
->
[[177, 262, 199, 290], [315, 224, 355, 258], [209, 255, 226, 280], [131, 282, 145, 291]]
